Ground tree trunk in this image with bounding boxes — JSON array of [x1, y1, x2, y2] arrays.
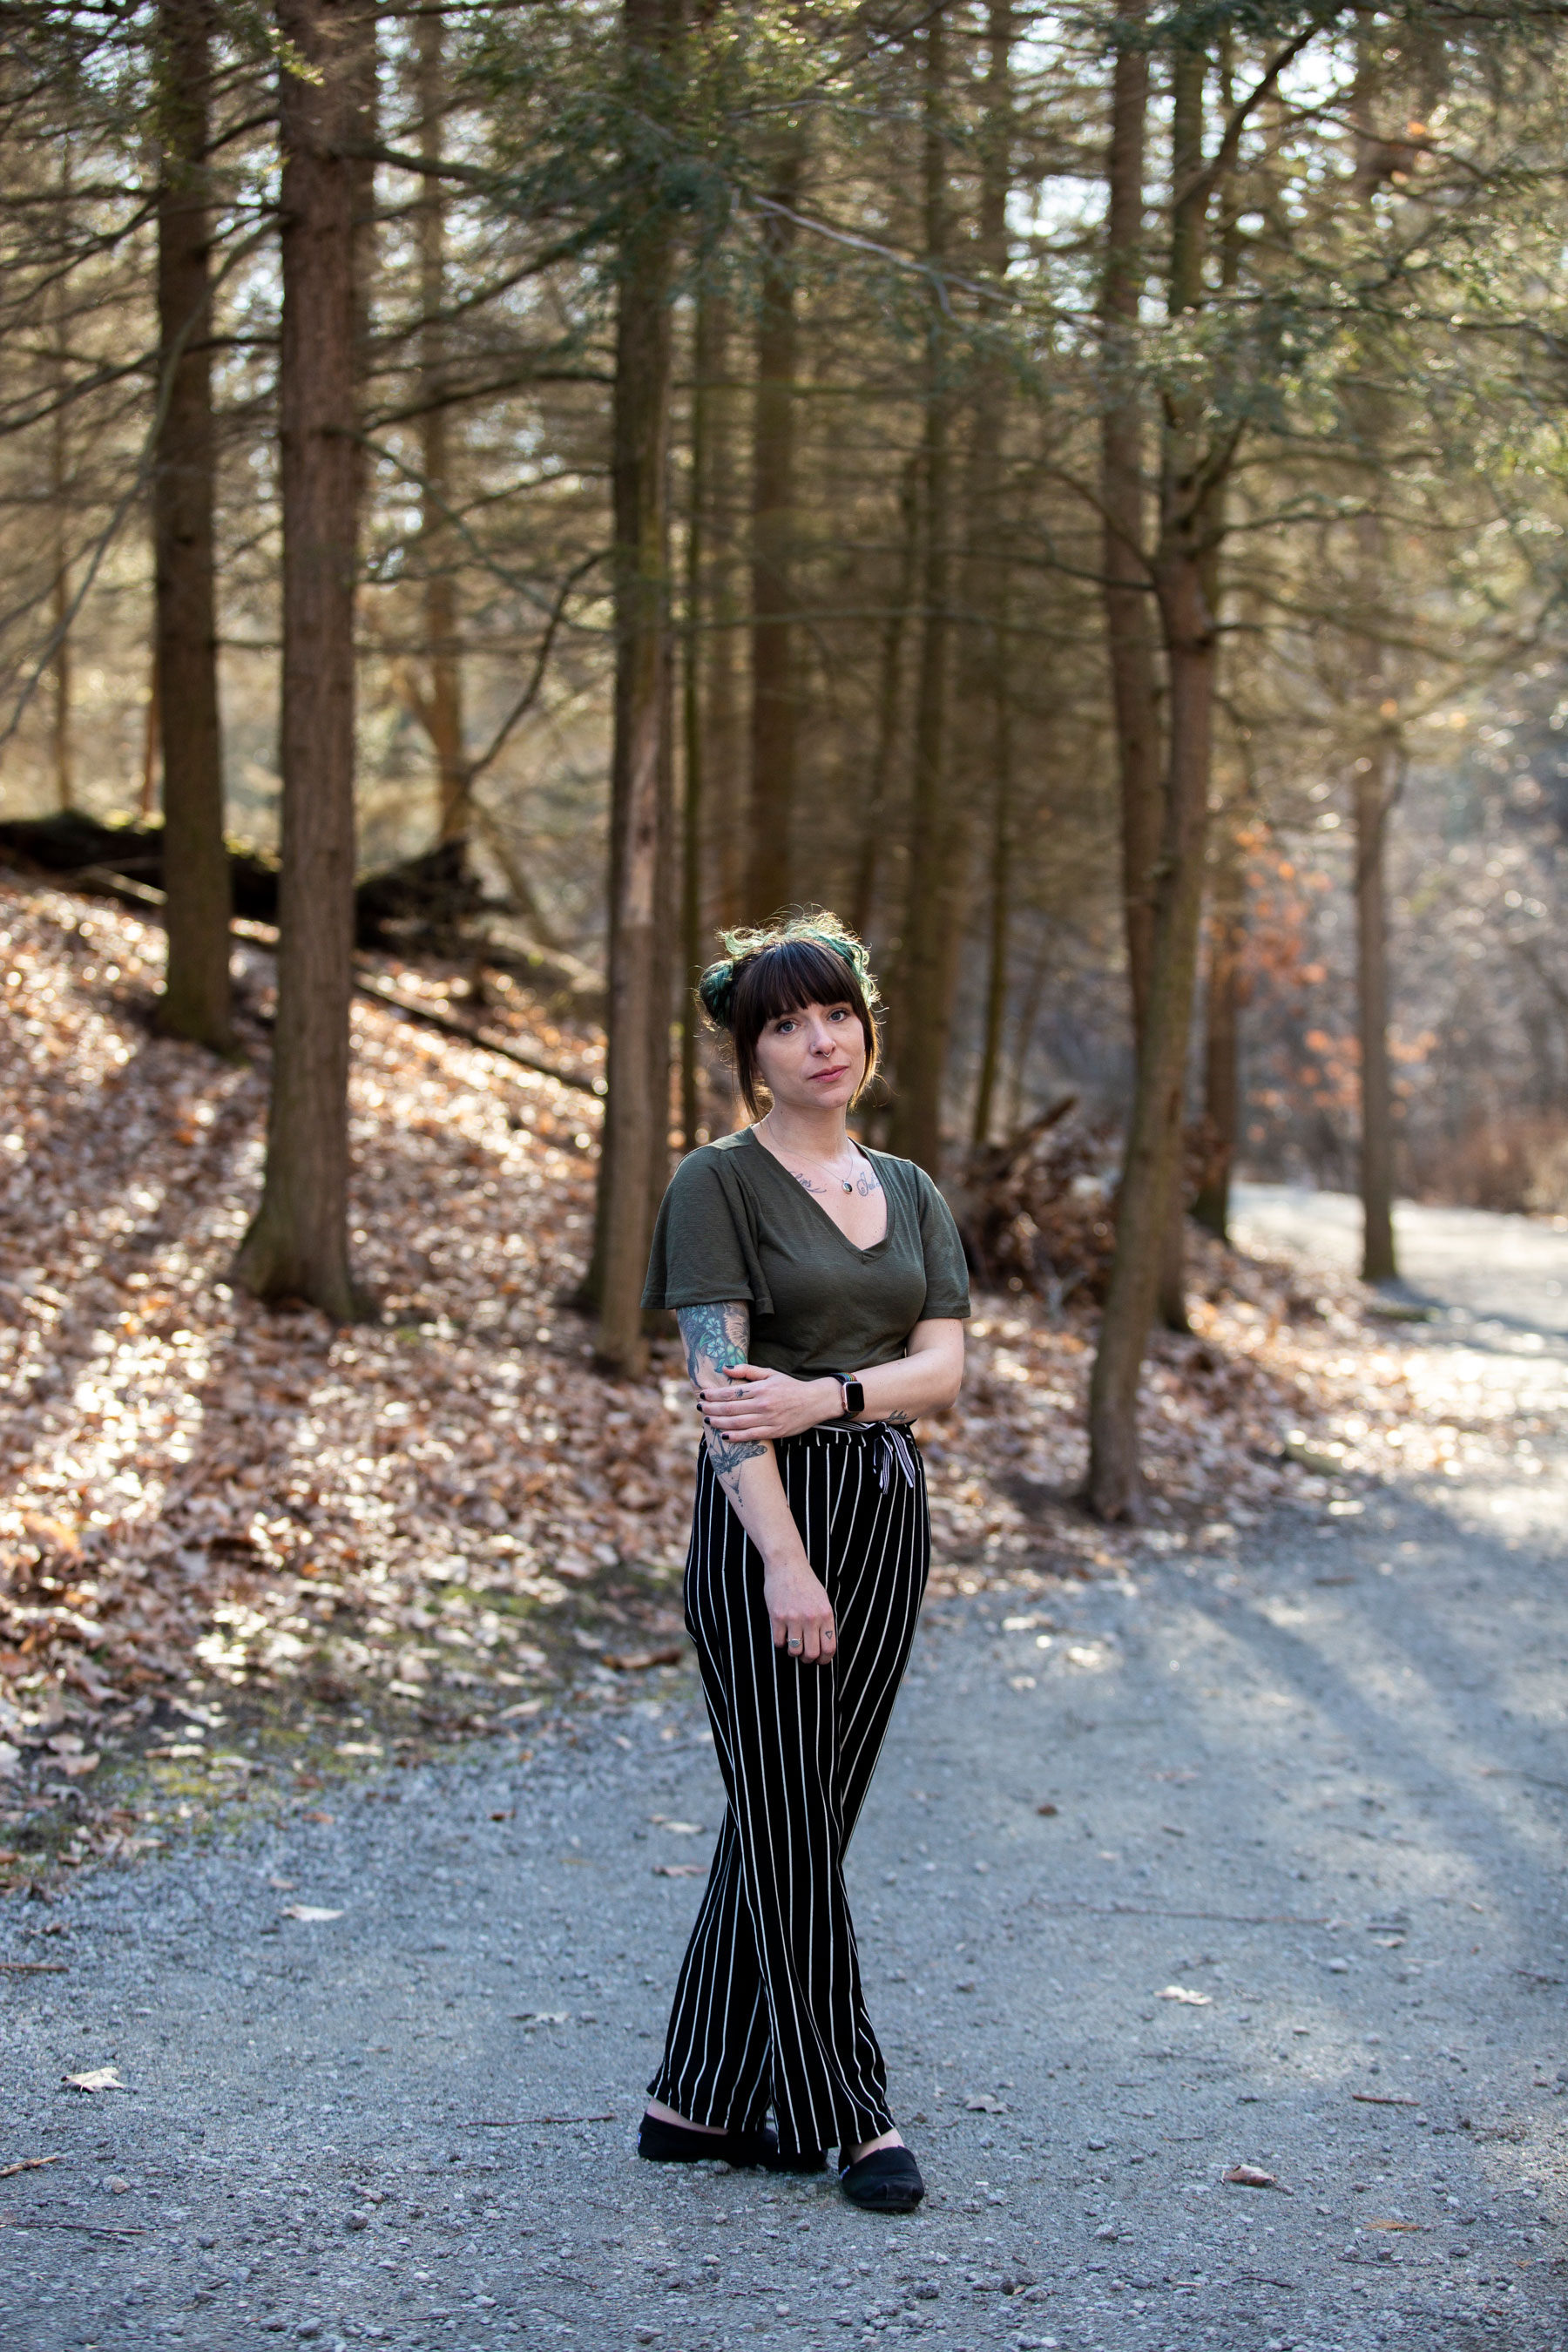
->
[[592, 0, 677, 1375], [139, 660, 160, 821], [414, 7, 466, 847], [152, 0, 233, 1054], [964, 0, 1014, 1153], [970, 664, 1013, 1147], [1087, 35, 1219, 1517], [700, 295, 746, 929], [1087, 553, 1216, 1517], [1348, 52, 1399, 1287], [848, 452, 918, 944], [889, 5, 958, 1175], [49, 174, 72, 814], [1096, 4, 1188, 1324], [745, 131, 804, 922], [1192, 803, 1243, 1240], [681, 284, 715, 1149], [233, 0, 365, 1319], [1355, 723, 1398, 1280], [1098, 9, 1159, 1038]]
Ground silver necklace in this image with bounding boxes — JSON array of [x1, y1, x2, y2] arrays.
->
[[763, 1121, 861, 1192]]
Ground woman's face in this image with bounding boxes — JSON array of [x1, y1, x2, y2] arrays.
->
[[753, 999, 867, 1118]]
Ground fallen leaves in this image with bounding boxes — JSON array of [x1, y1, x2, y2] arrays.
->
[[652, 1862, 706, 1878], [63, 2068, 127, 2093], [1223, 2166, 1282, 2190], [1156, 1984, 1213, 2006], [279, 1903, 342, 1923], [5, 870, 1557, 1906]]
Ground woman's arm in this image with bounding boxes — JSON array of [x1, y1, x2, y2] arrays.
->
[[677, 1303, 836, 1664], [698, 1317, 965, 1444]]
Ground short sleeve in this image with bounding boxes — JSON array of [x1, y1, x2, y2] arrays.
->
[[914, 1169, 972, 1320], [642, 1146, 774, 1315]]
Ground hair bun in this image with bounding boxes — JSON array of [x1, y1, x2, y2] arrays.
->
[[697, 957, 738, 1029]]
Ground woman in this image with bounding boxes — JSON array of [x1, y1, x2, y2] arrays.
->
[[636, 914, 969, 2214]]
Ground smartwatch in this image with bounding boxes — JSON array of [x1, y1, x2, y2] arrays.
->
[[838, 1376, 866, 1421]]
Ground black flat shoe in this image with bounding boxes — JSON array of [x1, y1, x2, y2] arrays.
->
[[839, 2146, 924, 2213], [638, 2112, 778, 2168]]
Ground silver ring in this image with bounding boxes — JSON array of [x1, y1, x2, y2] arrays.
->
[[787, 1639, 802, 1652]]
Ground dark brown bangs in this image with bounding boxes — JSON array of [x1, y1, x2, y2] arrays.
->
[[740, 938, 860, 1028]]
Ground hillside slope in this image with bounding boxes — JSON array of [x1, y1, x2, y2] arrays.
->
[[2, 874, 1396, 1871]]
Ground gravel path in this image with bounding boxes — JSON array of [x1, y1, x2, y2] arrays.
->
[[3, 1193, 1565, 2352]]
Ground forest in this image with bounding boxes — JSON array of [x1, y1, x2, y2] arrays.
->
[[4, 0, 1568, 1538]]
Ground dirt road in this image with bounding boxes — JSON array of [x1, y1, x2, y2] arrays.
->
[[3, 1192, 1565, 2352]]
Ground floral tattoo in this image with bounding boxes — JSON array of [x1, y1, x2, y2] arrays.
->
[[678, 1302, 766, 1497]]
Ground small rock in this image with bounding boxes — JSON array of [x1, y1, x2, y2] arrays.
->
[[345, 2212, 368, 2231], [106, 2178, 132, 2195], [1095, 2224, 1119, 2240]]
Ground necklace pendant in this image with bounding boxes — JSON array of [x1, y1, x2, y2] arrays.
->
[[841, 1179, 854, 1193]]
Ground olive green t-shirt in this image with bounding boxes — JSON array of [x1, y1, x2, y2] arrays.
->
[[642, 1127, 971, 1379]]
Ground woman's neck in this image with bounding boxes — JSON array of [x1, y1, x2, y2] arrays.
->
[[757, 1104, 855, 1163]]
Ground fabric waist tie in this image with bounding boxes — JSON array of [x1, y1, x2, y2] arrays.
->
[[805, 1416, 918, 1493]]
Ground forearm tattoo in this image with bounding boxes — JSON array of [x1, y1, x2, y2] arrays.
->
[[678, 1302, 766, 1498]]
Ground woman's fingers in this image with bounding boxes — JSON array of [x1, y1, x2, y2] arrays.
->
[[774, 1610, 835, 1666]]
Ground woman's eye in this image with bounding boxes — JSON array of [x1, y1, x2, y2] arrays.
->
[[828, 1007, 849, 1022]]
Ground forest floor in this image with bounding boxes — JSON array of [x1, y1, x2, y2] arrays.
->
[[3, 875, 1567, 2352]]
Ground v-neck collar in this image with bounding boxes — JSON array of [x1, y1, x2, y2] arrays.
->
[[740, 1127, 892, 1257]]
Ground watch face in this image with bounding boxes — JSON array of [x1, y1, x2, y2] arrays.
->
[[844, 1380, 865, 1416]]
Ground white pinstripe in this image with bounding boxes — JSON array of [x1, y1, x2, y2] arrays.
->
[[646, 1422, 929, 2158]]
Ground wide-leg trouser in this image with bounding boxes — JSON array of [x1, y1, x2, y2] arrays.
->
[[646, 1421, 929, 2158]]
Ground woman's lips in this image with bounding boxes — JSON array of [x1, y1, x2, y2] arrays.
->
[[808, 1065, 850, 1082]]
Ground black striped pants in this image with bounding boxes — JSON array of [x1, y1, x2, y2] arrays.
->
[[647, 1420, 929, 2158]]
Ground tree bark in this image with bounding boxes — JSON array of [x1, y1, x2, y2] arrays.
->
[[1096, 4, 1189, 1324], [745, 130, 804, 922], [592, 0, 677, 1375], [152, 0, 233, 1053], [848, 452, 918, 944], [964, 0, 1014, 1153], [1348, 51, 1400, 1287], [889, 4, 958, 1174], [970, 661, 1013, 1147], [1192, 803, 1243, 1240], [233, 0, 365, 1319], [1098, 7, 1159, 1040], [700, 296, 746, 929], [1355, 721, 1398, 1280], [681, 284, 715, 1149], [1088, 553, 1215, 1517], [1087, 34, 1220, 1517], [48, 157, 73, 814], [414, 7, 466, 848]]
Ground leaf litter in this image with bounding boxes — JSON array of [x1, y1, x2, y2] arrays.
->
[[5, 875, 1551, 1882]]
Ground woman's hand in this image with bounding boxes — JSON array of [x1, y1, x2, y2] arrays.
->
[[699, 1363, 838, 1443], [761, 1552, 837, 1664]]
